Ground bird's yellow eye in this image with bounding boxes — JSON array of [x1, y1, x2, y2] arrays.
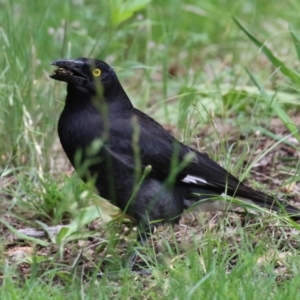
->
[[93, 68, 101, 77]]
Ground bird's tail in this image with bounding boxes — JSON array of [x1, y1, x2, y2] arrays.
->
[[235, 185, 300, 219], [184, 185, 300, 220]]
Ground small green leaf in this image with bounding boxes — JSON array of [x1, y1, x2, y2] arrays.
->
[[25, 255, 51, 264], [56, 227, 70, 244], [110, 0, 152, 26]]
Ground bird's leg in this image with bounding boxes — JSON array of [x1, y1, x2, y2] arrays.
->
[[126, 227, 154, 274]]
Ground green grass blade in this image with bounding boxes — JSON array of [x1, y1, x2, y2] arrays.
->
[[233, 17, 300, 85], [0, 218, 50, 247], [246, 68, 300, 142], [254, 126, 299, 150], [289, 24, 300, 62]]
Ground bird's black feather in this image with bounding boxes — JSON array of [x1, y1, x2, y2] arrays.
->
[[50, 57, 300, 235]]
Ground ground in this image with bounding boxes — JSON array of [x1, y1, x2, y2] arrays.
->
[[1, 0, 300, 298]]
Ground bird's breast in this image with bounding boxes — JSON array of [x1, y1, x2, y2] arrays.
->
[[58, 107, 105, 164]]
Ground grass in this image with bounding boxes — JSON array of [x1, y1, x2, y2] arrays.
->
[[1, 0, 300, 299]]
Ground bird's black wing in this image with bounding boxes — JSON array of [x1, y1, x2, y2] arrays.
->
[[138, 125, 247, 195], [107, 109, 300, 216], [109, 109, 240, 189]]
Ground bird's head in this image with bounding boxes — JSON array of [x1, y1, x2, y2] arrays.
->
[[50, 57, 133, 110], [50, 57, 118, 94]]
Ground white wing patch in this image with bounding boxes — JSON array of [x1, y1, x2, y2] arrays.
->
[[182, 175, 207, 185]]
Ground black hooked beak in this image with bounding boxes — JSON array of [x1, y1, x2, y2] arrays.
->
[[50, 59, 87, 86]]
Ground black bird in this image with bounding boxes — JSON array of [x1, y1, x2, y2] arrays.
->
[[50, 58, 300, 245]]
